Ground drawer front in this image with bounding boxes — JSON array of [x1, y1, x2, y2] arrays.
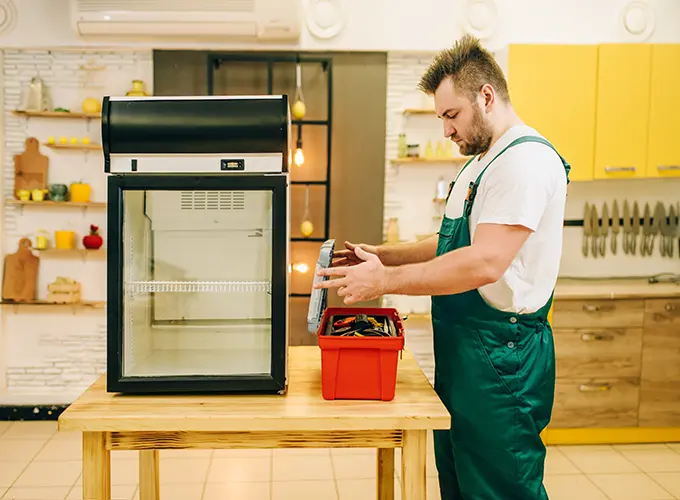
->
[[550, 378, 639, 428], [554, 328, 642, 379], [639, 380, 680, 427], [552, 299, 644, 329], [645, 298, 680, 325]]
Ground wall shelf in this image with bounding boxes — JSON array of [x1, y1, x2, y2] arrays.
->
[[390, 157, 469, 164], [0, 300, 106, 312], [43, 143, 101, 151], [6, 200, 106, 208], [13, 110, 101, 120], [403, 108, 436, 115], [35, 248, 106, 257]]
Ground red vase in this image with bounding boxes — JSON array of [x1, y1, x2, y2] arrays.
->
[[83, 224, 103, 250]]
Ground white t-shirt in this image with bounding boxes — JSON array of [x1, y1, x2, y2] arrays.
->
[[444, 125, 567, 314]]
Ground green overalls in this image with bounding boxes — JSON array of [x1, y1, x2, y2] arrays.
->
[[432, 135, 570, 499]]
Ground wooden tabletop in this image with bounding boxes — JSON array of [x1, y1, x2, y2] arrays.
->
[[59, 346, 450, 433]]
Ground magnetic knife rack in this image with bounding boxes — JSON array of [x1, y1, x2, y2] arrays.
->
[[564, 217, 680, 227]]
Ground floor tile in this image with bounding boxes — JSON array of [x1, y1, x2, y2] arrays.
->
[[157, 483, 205, 500], [559, 445, 640, 474], [0, 439, 47, 463], [273, 448, 331, 458], [544, 447, 580, 475], [273, 454, 334, 482], [34, 435, 82, 461], [203, 481, 270, 500], [2, 485, 71, 499], [0, 487, 5, 497], [13, 460, 81, 487], [213, 449, 272, 459], [0, 422, 13, 438], [615, 444, 671, 452], [333, 452, 378, 479], [649, 472, 680, 498], [159, 458, 211, 484], [589, 473, 673, 500], [272, 480, 337, 500], [0, 462, 29, 488], [617, 447, 680, 473], [544, 475, 607, 500], [68, 484, 137, 500], [330, 448, 375, 457], [207, 456, 271, 483], [1, 422, 57, 440], [337, 478, 402, 500], [75, 456, 141, 487], [159, 449, 213, 460], [668, 444, 680, 454]]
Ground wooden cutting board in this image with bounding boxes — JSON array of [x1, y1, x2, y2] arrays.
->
[[14, 137, 48, 198], [2, 238, 39, 302]]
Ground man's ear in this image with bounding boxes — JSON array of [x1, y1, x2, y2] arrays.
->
[[480, 83, 495, 110]]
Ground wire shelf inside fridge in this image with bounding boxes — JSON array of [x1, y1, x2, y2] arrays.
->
[[125, 280, 272, 294]]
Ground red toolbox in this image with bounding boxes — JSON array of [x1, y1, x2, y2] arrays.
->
[[308, 240, 405, 401]]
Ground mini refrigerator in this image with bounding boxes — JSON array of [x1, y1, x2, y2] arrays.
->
[[103, 95, 291, 394]]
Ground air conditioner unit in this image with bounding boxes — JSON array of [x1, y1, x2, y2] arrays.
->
[[71, 0, 302, 41]]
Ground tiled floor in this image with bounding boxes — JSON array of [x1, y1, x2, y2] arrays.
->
[[0, 318, 678, 499], [0, 421, 679, 499]]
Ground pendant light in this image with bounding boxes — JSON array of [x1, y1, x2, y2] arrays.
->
[[294, 124, 305, 167]]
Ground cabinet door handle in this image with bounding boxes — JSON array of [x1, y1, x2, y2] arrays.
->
[[581, 332, 615, 342], [665, 303, 676, 312], [605, 166, 636, 173], [579, 383, 612, 392], [582, 303, 615, 313], [658, 165, 680, 171]]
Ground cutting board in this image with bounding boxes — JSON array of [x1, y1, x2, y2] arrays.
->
[[2, 238, 39, 302], [14, 137, 48, 198]]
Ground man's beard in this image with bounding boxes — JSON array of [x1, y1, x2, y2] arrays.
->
[[455, 105, 493, 157]]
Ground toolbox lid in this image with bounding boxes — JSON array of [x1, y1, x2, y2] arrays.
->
[[307, 239, 336, 334]]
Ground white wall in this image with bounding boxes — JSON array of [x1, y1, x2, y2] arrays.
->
[[0, 49, 152, 404], [1, 0, 679, 51]]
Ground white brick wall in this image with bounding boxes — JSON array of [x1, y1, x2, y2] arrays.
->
[[381, 52, 680, 314], [1, 49, 152, 403]]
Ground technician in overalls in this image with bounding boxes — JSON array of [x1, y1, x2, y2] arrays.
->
[[315, 34, 570, 499]]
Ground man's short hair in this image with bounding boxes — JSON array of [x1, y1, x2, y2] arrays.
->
[[418, 34, 510, 102]]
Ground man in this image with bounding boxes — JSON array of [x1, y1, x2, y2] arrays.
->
[[315, 34, 570, 499]]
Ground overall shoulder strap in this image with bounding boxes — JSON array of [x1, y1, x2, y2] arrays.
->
[[444, 155, 476, 203], [463, 135, 571, 217]]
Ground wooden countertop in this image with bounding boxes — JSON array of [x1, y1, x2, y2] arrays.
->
[[555, 278, 680, 300], [58, 346, 450, 433]]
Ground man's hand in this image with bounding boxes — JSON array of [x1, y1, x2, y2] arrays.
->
[[331, 241, 379, 267], [315, 246, 387, 304]]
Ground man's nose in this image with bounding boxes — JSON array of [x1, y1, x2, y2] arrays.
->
[[444, 123, 455, 138]]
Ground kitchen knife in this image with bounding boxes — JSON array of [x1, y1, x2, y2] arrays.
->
[[667, 204, 676, 257], [582, 202, 591, 257], [590, 203, 600, 258], [652, 201, 665, 256], [611, 199, 620, 254], [600, 202, 609, 257], [623, 200, 631, 254], [631, 201, 640, 255], [642, 203, 652, 256]]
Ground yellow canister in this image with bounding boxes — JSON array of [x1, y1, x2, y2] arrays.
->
[[55, 230, 75, 249], [69, 183, 91, 203], [35, 229, 49, 250]]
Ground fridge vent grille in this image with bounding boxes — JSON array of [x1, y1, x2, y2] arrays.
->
[[180, 191, 245, 211]]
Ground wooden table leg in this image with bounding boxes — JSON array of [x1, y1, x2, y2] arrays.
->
[[83, 432, 110, 500], [377, 448, 395, 500], [401, 430, 426, 500], [139, 450, 160, 500]]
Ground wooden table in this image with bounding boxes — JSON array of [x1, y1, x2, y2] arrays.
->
[[58, 346, 450, 500]]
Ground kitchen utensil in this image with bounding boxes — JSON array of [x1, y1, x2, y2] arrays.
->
[[623, 200, 631, 255], [641, 203, 652, 256], [665, 205, 676, 257], [600, 202, 609, 257], [659, 203, 669, 256], [1, 238, 39, 302], [582, 202, 591, 257], [631, 202, 641, 255], [651, 202, 665, 256], [590, 204, 600, 258], [20, 76, 51, 112], [14, 137, 48, 198], [611, 199, 620, 254]]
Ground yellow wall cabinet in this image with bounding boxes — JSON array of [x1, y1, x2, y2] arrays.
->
[[646, 44, 680, 178], [507, 45, 598, 182], [594, 44, 652, 180]]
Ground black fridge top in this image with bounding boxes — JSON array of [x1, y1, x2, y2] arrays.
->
[[101, 95, 290, 158]]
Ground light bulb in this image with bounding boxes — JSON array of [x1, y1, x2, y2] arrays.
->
[[293, 262, 309, 274], [294, 147, 305, 167]]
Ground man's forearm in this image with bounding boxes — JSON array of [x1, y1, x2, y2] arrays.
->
[[384, 244, 497, 296], [377, 235, 438, 267]]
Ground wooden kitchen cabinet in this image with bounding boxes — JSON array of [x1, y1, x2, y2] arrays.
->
[[646, 44, 680, 178], [507, 44, 598, 182], [640, 299, 680, 427], [593, 44, 652, 179]]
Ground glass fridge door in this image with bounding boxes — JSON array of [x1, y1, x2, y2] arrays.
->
[[108, 175, 288, 392]]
